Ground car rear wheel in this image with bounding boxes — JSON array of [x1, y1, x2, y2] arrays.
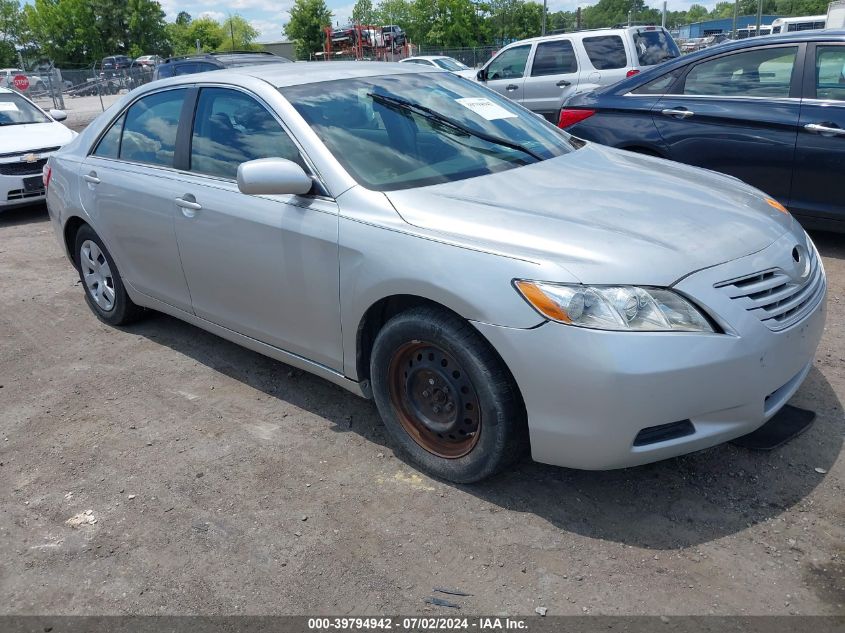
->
[[370, 307, 527, 483], [74, 225, 143, 326]]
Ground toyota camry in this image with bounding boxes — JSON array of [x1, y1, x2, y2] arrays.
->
[[45, 63, 826, 482]]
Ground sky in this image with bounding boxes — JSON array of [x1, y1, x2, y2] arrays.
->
[[156, 0, 723, 43]]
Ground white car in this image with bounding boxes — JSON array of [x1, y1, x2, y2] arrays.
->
[[0, 87, 76, 209], [399, 56, 477, 79]]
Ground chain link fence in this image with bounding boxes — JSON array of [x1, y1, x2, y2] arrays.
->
[[415, 45, 499, 69], [1, 62, 157, 116]]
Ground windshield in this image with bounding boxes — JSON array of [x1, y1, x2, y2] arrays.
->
[[434, 58, 469, 71], [633, 29, 680, 66], [281, 72, 573, 191], [0, 93, 50, 126]]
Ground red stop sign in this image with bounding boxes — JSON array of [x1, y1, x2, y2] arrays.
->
[[12, 75, 29, 91]]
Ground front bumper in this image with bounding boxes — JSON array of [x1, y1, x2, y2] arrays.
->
[[474, 233, 827, 470], [1, 172, 46, 208]]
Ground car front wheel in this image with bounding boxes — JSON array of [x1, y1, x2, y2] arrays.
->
[[370, 307, 527, 483]]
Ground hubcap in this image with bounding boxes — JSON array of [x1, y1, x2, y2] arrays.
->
[[80, 240, 115, 312], [387, 341, 481, 459]]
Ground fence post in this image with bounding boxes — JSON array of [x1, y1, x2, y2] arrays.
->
[[94, 63, 105, 112]]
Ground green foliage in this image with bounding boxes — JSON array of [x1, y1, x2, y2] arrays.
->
[[285, 0, 333, 59], [352, 0, 377, 25], [218, 14, 260, 51], [2, 0, 838, 67]]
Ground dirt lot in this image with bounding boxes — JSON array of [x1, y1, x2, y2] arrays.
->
[[1, 204, 843, 616]]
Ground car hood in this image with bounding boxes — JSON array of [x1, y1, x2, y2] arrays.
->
[[384, 143, 795, 286], [0, 121, 76, 155]]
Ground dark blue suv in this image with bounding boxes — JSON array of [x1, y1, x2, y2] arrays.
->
[[562, 31, 845, 232]]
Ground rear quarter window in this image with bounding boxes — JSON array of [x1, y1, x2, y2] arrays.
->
[[583, 36, 627, 70], [631, 67, 685, 94]]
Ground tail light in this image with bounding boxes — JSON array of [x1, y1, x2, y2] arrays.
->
[[626, 69, 640, 78], [42, 164, 52, 189], [558, 109, 595, 129]]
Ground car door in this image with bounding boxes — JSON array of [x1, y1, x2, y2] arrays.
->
[[652, 44, 803, 202], [78, 87, 194, 313], [791, 42, 845, 224], [171, 86, 343, 370], [481, 44, 533, 104], [521, 38, 580, 122]]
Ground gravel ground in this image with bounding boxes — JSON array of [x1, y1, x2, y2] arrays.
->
[[0, 204, 843, 616]]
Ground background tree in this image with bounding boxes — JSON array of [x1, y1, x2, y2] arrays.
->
[[218, 14, 259, 51], [285, 0, 333, 59], [175, 11, 191, 26], [0, 0, 20, 66], [24, 0, 100, 65], [685, 3, 710, 22], [126, 0, 170, 58], [352, 0, 377, 24]]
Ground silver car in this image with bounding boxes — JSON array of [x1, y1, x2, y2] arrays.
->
[[45, 63, 826, 483], [476, 26, 681, 122]]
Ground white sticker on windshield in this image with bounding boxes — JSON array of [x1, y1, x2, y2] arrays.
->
[[455, 97, 516, 121], [0, 102, 19, 112]]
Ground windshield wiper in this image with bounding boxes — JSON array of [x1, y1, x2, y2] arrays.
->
[[367, 92, 543, 162]]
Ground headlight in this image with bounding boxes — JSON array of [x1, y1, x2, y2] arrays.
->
[[515, 280, 714, 332]]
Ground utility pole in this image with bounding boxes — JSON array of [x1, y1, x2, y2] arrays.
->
[[542, 0, 547, 35], [230, 14, 236, 49], [732, 0, 739, 39], [756, 0, 763, 36], [661, 1, 667, 28], [576, 7, 581, 31]]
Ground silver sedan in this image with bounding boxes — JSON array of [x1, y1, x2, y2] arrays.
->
[[45, 62, 826, 482]]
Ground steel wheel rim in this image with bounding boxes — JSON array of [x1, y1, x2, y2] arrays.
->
[[387, 341, 482, 459], [80, 240, 116, 312]]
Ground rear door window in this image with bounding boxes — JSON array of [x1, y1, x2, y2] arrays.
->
[[583, 36, 627, 70], [531, 40, 578, 76], [682, 46, 798, 98], [119, 89, 187, 167], [633, 29, 680, 66]]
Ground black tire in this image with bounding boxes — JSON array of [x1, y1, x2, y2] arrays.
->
[[370, 306, 527, 483], [74, 224, 143, 326]]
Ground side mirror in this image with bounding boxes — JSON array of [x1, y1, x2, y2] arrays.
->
[[237, 157, 312, 196], [476, 68, 487, 82], [49, 109, 67, 121]]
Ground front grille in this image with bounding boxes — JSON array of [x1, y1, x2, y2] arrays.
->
[[715, 245, 825, 331], [0, 158, 48, 176], [6, 187, 44, 201]]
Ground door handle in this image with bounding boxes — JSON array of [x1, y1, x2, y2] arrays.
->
[[506, 84, 519, 92], [174, 196, 202, 217], [661, 108, 694, 119], [556, 79, 571, 87], [804, 123, 845, 137], [83, 172, 100, 184]]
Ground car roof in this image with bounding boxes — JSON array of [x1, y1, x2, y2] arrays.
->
[[506, 25, 668, 47], [158, 61, 446, 88], [403, 56, 448, 61], [161, 51, 279, 64], [603, 29, 845, 95]]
